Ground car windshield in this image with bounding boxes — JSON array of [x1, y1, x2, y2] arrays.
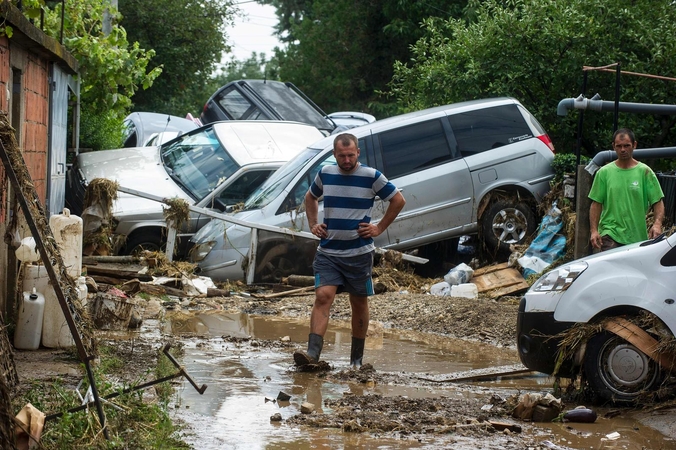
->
[[161, 127, 239, 200], [243, 147, 321, 210]]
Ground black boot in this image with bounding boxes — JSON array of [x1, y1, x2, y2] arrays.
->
[[350, 336, 365, 368], [294, 333, 323, 366]]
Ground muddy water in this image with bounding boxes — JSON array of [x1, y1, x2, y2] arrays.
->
[[165, 311, 675, 450]]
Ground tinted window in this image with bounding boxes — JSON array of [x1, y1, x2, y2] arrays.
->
[[218, 88, 260, 120], [447, 104, 533, 157], [378, 119, 452, 178], [216, 170, 274, 208]]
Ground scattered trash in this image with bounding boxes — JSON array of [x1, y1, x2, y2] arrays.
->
[[450, 283, 478, 299], [270, 413, 282, 422], [605, 431, 621, 440], [563, 406, 597, 423], [91, 292, 135, 330], [444, 262, 474, 285], [517, 202, 566, 278], [15, 236, 39, 262], [430, 281, 451, 296], [277, 391, 291, 402], [15, 403, 45, 450], [512, 392, 562, 421]]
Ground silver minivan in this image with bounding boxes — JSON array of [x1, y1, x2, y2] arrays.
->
[[65, 121, 324, 256], [190, 98, 556, 282]]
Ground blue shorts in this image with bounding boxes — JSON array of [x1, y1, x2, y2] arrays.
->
[[313, 251, 375, 296]]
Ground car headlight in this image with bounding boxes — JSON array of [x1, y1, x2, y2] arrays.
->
[[531, 262, 588, 292], [191, 240, 216, 262]]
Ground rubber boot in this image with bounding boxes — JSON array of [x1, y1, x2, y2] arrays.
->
[[294, 333, 323, 366], [350, 336, 365, 368]]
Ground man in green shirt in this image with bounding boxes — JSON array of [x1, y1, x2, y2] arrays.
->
[[589, 128, 665, 252]]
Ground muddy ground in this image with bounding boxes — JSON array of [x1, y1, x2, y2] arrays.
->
[[12, 271, 676, 449]]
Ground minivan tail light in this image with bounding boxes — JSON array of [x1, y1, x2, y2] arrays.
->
[[537, 134, 555, 153]]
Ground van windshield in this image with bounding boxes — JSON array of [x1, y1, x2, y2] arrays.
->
[[161, 127, 239, 200], [243, 148, 321, 210]]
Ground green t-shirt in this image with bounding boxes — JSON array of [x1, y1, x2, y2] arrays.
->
[[588, 161, 664, 244]]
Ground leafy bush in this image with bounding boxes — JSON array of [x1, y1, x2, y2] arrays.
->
[[551, 152, 590, 184]]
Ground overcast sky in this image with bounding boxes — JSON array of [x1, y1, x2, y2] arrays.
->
[[227, 1, 282, 61]]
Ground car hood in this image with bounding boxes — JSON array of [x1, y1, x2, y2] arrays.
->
[[78, 146, 192, 215]]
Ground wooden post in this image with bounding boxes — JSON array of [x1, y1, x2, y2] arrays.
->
[[574, 164, 593, 259], [165, 220, 177, 262]]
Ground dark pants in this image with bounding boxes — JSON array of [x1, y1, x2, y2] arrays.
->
[[594, 235, 624, 253]]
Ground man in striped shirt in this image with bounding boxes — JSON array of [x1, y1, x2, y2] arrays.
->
[[293, 133, 406, 369]]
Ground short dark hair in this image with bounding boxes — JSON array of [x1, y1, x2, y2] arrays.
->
[[333, 133, 358, 151], [612, 127, 636, 144]]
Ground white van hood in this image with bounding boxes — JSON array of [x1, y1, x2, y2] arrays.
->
[[78, 146, 192, 215]]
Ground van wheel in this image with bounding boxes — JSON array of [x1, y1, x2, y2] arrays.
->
[[481, 200, 535, 254], [123, 230, 164, 255], [583, 331, 663, 404]]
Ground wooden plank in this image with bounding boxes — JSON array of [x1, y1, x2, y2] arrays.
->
[[415, 364, 533, 383], [85, 265, 153, 281], [469, 262, 530, 297], [250, 286, 314, 299]]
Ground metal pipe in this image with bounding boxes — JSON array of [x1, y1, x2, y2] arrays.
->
[[585, 146, 676, 175], [557, 96, 676, 116]]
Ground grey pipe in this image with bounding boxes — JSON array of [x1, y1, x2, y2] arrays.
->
[[557, 95, 676, 116], [585, 147, 676, 175]]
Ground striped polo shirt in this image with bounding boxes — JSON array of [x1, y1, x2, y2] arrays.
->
[[309, 163, 398, 257]]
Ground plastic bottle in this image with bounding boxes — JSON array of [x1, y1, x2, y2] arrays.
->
[[15, 237, 40, 262], [14, 288, 45, 350], [22, 264, 75, 348], [49, 208, 83, 279]]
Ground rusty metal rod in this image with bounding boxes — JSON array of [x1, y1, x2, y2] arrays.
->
[[0, 136, 109, 439]]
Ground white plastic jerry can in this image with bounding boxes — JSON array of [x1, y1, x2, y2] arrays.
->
[[49, 208, 83, 279], [14, 288, 45, 350]]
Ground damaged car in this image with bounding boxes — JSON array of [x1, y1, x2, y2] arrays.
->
[[200, 79, 376, 134], [190, 97, 556, 283], [65, 120, 324, 256], [517, 232, 676, 403]]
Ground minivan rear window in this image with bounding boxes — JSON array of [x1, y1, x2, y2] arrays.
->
[[378, 119, 452, 178], [448, 104, 533, 157]]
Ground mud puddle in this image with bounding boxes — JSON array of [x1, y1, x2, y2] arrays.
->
[[165, 311, 675, 450]]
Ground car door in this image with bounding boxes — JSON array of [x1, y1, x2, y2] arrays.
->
[[374, 118, 473, 248]]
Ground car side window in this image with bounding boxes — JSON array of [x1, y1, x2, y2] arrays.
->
[[217, 88, 262, 120], [447, 104, 533, 157], [378, 119, 452, 178], [213, 170, 274, 210]]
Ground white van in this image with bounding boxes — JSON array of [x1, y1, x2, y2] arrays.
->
[[517, 232, 676, 403]]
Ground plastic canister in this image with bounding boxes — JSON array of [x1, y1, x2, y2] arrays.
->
[[22, 264, 75, 348], [49, 208, 83, 279], [77, 276, 88, 310], [15, 237, 40, 263], [430, 281, 451, 296], [14, 288, 45, 350]]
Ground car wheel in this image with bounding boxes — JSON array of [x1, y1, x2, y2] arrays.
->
[[481, 200, 535, 254], [583, 331, 664, 403], [254, 243, 301, 283], [122, 230, 164, 255]]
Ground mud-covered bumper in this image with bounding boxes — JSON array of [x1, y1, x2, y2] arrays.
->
[[516, 297, 577, 377]]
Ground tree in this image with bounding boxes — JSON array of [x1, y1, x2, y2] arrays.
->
[[260, 0, 468, 118], [388, 0, 676, 155], [119, 0, 236, 117], [27, 0, 162, 150]]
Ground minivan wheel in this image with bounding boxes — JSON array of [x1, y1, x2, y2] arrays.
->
[[583, 331, 663, 404], [481, 200, 535, 254]]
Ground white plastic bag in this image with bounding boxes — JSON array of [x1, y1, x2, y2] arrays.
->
[[444, 263, 474, 285]]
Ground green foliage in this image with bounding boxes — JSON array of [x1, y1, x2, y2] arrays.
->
[[264, 0, 468, 117], [551, 152, 590, 183], [119, 0, 237, 117], [78, 103, 124, 151], [388, 0, 676, 157], [34, 0, 161, 150]]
